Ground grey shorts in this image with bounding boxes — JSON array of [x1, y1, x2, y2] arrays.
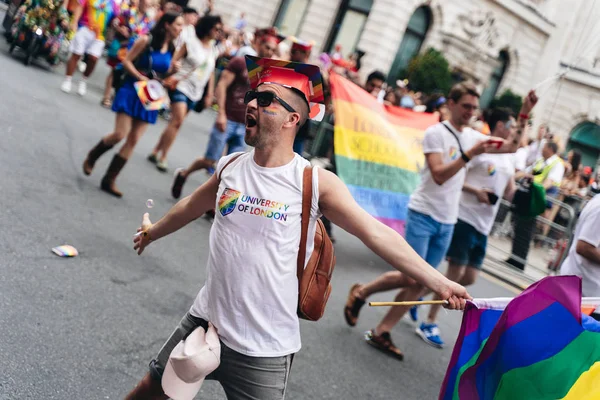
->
[[149, 312, 294, 400]]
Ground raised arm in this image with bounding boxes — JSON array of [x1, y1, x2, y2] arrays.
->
[[318, 169, 470, 309], [489, 90, 538, 154], [133, 174, 220, 254]]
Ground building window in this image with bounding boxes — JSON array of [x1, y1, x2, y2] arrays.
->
[[480, 50, 509, 109], [274, 0, 311, 37], [568, 122, 600, 168], [325, 0, 373, 55], [388, 6, 431, 83]]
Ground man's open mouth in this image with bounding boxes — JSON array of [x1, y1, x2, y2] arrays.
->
[[246, 114, 257, 128]]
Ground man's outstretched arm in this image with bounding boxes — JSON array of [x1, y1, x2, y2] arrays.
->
[[133, 174, 220, 254], [318, 168, 470, 309]]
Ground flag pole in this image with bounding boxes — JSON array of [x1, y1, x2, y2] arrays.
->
[[369, 300, 448, 307]]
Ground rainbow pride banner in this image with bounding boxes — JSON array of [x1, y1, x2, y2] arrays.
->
[[440, 275, 600, 400], [329, 73, 439, 235]]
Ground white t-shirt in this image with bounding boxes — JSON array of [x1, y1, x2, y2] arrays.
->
[[175, 37, 217, 101], [175, 24, 196, 50], [190, 151, 321, 357], [459, 153, 516, 235], [408, 121, 488, 224], [514, 147, 528, 171], [561, 194, 600, 297]]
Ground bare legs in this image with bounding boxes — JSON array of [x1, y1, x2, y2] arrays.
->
[[150, 102, 188, 164]]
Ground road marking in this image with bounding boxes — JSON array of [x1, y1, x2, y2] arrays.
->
[[480, 271, 523, 295]]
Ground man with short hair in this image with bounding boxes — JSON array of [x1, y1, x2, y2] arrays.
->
[[507, 140, 565, 270], [60, 0, 120, 96], [561, 194, 600, 320], [364, 70, 386, 97], [170, 30, 281, 199], [417, 108, 519, 347], [344, 84, 537, 358], [124, 56, 470, 399]]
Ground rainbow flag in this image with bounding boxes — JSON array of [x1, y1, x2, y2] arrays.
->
[[329, 73, 438, 235], [440, 276, 600, 400]]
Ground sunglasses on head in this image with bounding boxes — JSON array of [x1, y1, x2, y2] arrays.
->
[[244, 90, 296, 113]]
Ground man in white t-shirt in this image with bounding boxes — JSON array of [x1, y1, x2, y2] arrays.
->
[[417, 108, 518, 347], [561, 194, 600, 320], [344, 83, 538, 358], [123, 57, 471, 399]]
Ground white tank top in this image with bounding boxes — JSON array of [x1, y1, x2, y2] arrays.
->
[[190, 151, 321, 357]]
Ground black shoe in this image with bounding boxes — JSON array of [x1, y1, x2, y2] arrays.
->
[[171, 169, 187, 199], [147, 153, 158, 164], [505, 257, 525, 271]]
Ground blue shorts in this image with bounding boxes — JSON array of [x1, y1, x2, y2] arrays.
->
[[446, 219, 487, 269], [205, 119, 246, 161], [169, 89, 197, 112], [404, 209, 454, 269]]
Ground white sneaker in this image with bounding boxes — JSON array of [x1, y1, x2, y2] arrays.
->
[[77, 81, 87, 96], [60, 79, 72, 93]]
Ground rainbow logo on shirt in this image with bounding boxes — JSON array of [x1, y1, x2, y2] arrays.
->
[[449, 147, 458, 160], [218, 188, 241, 216], [488, 164, 496, 176]]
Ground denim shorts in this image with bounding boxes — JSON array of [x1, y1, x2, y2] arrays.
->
[[446, 219, 487, 269], [169, 89, 197, 112], [150, 312, 294, 400], [205, 119, 247, 161], [404, 209, 454, 269]]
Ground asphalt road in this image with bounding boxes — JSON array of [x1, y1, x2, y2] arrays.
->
[[0, 28, 517, 399]]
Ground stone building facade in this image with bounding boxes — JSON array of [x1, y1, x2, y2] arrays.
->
[[196, 0, 600, 167]]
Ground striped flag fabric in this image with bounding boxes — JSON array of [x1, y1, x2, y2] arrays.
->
[[329, 73, 439, 235], [440, 275, 600, 400]]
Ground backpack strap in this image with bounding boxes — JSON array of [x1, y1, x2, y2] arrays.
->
[[217, 153, 243, 182], [297, 166, 313, 282]]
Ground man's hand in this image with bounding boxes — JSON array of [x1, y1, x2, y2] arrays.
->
[[466, 139, 494, 159], [133, 213, 153, 255], [476, 188, 493, 205], [520, 90, 538, 116], [435, 279, 472, 310], [216, 113, 227, 132]]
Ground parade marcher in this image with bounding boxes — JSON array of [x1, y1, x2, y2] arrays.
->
[[10, 0, 70, 65], [60, 0, 120, 96], [147, 14, 222, 172], [101, 0, 156, 108], [344, 84, 537, 359], [417, 108, 518, 347], [169, 29, 280, 199], [81, 12, 184, 197], [561, 193, 600, 320], [506, 140, 565, 270], [124, 55, 470, 400]]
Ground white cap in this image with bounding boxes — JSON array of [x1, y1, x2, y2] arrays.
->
[[162, 323, 221, 400]]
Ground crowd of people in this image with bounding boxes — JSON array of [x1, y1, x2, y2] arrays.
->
[[5, 0, 600, 397]]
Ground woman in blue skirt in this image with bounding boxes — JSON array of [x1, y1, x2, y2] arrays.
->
[[82, 12, 184, 198]]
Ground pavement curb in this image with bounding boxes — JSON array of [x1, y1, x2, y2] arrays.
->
[[481, 258, 538, 292]]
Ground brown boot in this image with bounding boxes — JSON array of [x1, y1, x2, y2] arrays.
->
[[100, 154, 127, 198], [83, 139, 114, 176], [124, 373, 168, 400]]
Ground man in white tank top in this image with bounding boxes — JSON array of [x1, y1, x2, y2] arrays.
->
[[124, 56, 471, 400]]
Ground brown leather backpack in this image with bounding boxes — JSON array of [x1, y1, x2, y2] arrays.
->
[[219, 157, 336, 321], [296, 166, 336, 321]]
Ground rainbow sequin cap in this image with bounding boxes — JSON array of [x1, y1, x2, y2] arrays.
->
[[245, 55, 325, 121]]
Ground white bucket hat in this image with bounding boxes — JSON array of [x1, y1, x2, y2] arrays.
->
[[162, 323, 221, 400]]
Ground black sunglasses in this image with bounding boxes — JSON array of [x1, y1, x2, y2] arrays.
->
[[244, 90, 296, 113]]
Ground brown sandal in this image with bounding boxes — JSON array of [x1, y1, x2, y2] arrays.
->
[[344, 283, 365, 327], [364, 329, 404, 361]]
